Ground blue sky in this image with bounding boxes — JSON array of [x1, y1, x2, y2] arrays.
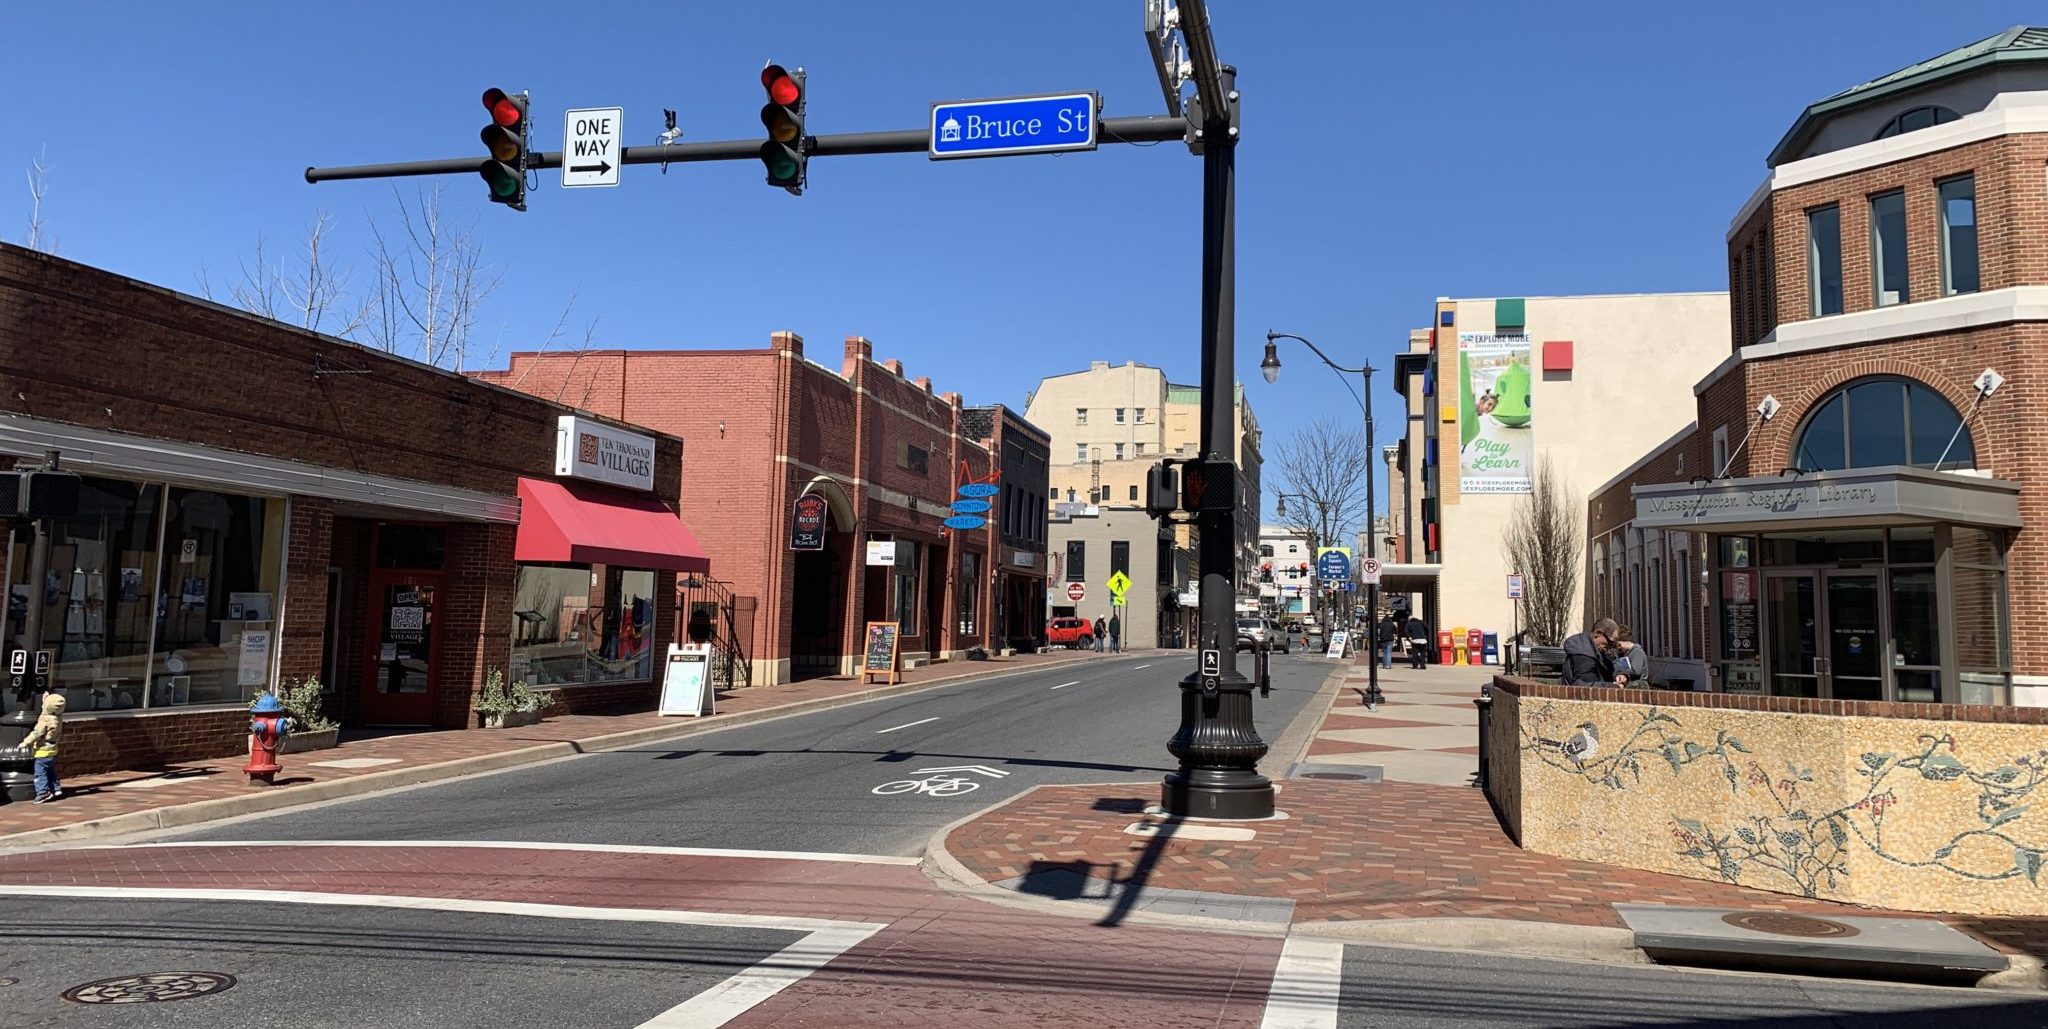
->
[[3, 3, 2037, 521]]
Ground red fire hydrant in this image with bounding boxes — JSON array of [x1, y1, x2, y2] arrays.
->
[[244, 692, 292, 786]]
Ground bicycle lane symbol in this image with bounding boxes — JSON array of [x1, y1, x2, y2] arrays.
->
[[871, 765, 1011, 797]]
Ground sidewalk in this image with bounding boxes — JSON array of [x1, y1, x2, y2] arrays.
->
[[937, 657, 2048, 965], [0, 648, 1120, 846], [1302, 657, 1492, 785]]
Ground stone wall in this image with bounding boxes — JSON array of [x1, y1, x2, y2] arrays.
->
[[1486, 676, 2048, 916]]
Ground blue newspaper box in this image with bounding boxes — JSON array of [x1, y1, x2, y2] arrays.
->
[[1482, 631, 1500, 666]]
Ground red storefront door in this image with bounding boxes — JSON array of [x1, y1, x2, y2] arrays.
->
[[362, 571, 442, 725]]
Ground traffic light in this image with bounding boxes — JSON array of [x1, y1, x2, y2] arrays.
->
[[758, 64, 807, 194], [479, 88, 529, 211], [1260, 563, 1273, 583]]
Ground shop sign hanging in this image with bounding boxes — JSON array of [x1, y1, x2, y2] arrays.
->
[[790, 494, 829, 551]]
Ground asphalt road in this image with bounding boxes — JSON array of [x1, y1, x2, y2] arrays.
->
[[171, 651, 1337, 856], [1334, 944, 2048, 1028], [0, 896, 799, 1029]]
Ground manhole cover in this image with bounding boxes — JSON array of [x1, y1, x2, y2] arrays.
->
[[63, 972, 237, 1004], [1300, 772, 1372, 781], [1721, 912, 1861, 938]]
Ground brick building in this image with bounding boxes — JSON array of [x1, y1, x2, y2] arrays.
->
[[1, 245, 705, 775], [475, 334, 1050, 683], [1589, 27, 2046, 704]]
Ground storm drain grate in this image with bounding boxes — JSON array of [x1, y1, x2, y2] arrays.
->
[[1721, 912, 1861, 938], [63, 972, 237, 1004], [1300, 772, 1373, 781]]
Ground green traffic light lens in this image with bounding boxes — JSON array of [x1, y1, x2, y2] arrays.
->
[[768, 155, 797, 181]]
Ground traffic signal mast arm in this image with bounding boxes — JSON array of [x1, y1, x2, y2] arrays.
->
[[305, 116, 1188, 184]]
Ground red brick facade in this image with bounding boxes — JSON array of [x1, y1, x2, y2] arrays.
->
[[475, 333, 1041, 682], [1588, 76, 2048, 695], [0, 244, 684, 773]]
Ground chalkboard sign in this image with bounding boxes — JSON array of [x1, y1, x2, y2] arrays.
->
[[659, 643, 713, 717], [863, 622, 900, 685]]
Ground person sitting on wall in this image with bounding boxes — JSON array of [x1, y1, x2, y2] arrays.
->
[[1613, 625, 1648, 687], [1562, 618, 1621, 686]]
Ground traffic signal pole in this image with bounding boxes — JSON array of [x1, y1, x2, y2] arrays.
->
[[305, 117, 1189, 184], [1162, 62, 1270, 821]]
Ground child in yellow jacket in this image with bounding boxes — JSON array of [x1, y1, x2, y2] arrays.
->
[[22, 692, 64, 803]]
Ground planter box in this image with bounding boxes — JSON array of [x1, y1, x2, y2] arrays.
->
[[482, 708, 542, 729], [285, 727, 340, 753]]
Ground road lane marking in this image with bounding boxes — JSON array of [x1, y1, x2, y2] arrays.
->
[[94, 840, 921, 866], [1051, 680, 1082, 690], [1134, 664, 1152, 669], [0, 885, 882, 1029], [875, 717, 939, 734], [1260, 936, 1344, 1029]]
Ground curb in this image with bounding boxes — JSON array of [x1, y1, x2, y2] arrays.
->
[[0, 650, 1136, 850]]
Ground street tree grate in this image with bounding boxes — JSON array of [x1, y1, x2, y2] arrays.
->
[[63, 972, 237, 1004], [1721, 913, 1861, 938]]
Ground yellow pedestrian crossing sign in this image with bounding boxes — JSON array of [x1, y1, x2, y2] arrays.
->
[[1106, 570, 1131, 603]]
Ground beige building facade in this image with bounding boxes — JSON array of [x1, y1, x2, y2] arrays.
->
[[1386, 293, 1729, 649], [1026, 361, 1263, 597]]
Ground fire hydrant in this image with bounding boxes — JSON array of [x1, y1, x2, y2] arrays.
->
[[244, 692, 292, 786]]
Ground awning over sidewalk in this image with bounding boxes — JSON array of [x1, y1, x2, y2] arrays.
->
[[515, 477, 711, 573], [1633, 465, 2021, 533]]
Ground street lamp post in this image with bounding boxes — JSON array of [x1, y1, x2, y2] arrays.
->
[[1260, 331, 1379, 704]]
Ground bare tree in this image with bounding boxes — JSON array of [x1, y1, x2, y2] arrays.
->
[[1501, 455, 1583, 645], [283, 212, 367, 336], [23, 146, 54, 253], [1272, 415, 1370, 569], [365, 185, 501, 370]]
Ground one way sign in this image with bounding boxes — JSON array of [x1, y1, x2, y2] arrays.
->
[[562, 107, 622, 188]]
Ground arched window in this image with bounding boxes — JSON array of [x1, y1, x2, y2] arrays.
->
[[1791, 377, 1974, 472], [1874, 105, 1959, 141]]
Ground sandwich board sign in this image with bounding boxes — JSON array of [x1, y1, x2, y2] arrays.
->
[[659, 643, 713, 716]]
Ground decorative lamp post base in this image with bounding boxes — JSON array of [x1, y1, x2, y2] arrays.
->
[[1162, 675, 1275, 820]]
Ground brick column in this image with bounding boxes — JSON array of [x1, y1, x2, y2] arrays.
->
[[438, 521, 516, 729], [279, 497, 334, 686]]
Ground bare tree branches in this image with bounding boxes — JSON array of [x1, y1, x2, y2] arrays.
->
[[365, 185, 502, 370], [1273, 415, 1370, 561], [23, 146, 54, 253], [1501, 455, 1583, 645]]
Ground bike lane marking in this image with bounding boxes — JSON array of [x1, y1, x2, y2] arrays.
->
[[875, 717, 939, 734], [0, 883, 881, 1029], [1050, 681, 1082, 690]]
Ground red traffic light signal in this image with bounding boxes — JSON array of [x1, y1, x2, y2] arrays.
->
[[479, 87, 529, 210], [758, 64, 806, 194]]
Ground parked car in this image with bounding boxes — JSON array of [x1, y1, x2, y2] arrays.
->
[[1234, 617, 1289, 653], [1046, 616, 1094, 650]]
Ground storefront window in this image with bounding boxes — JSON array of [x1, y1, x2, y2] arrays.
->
[[510, 564, 656, 686], [5, 480, 164, 715], [957, 551, 980, 636], [150, 488, 286, 708]]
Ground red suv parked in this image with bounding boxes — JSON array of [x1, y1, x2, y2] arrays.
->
[[1045, 617, 1094, 650]]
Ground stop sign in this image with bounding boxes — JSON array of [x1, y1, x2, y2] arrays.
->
[[1066, 582, 1086, 602]]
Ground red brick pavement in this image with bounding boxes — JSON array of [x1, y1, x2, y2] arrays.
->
[[941, 778, 2048, 959], [0, 842, 1277, 1028], [1, 649, 1115, 841]]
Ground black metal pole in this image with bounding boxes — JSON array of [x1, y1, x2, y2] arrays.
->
[[1364, 366, 1379, 700], [1165, 65, 1272, 821]]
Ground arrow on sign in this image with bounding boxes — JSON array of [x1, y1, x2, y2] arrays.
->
[[911, 765, 1011, 778], [571, 161, 613, 175]]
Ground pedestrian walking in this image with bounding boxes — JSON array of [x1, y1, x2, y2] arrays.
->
[[1093, 617, 1107, 653], [1404, 614, 1430, 670], [1562, 618, 1622, 686], [1108, 613, 1122, 654], [22, 691, 64, 803], [1378, 612, 1401, 669]]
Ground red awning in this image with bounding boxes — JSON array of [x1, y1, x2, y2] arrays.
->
[[515, 477, 710, 573]]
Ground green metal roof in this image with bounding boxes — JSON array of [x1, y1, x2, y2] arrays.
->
[[1767, 26, 2048, 167]]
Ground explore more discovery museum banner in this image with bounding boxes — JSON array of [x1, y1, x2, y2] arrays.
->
[[1457, 332, 1533, 494]]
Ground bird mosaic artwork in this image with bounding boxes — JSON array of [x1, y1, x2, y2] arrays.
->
[[1554, 721, 1601, 767]]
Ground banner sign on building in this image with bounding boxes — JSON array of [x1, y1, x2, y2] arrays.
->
[[1457, 332, 1534, 494], [790, 493, 828, 551], [554, 415, 656, 491]]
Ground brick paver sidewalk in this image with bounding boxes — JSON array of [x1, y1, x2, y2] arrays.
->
[[1, 648, 1119, 843], [942, 775, 2048, 960], [1305, 659, 1492, 785]]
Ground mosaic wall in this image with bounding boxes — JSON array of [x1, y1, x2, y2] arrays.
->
[[1493, 690, 2048, 915]]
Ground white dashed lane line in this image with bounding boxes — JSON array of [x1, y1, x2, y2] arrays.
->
[[874, 717, 939, 734], [1050, 681, 1082, 690]]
